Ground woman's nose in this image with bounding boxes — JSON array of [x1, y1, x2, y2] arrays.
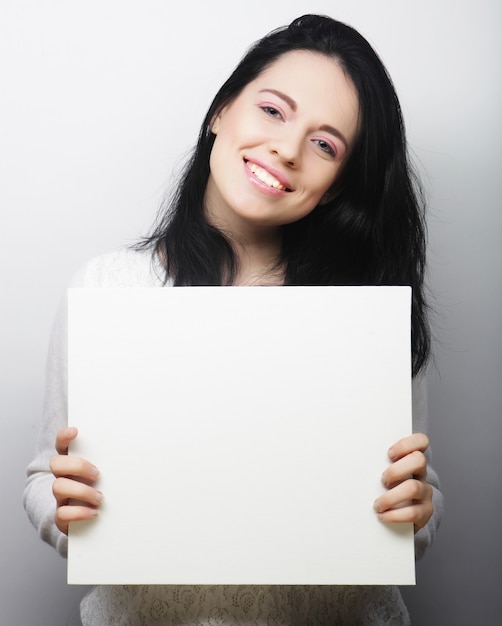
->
[[268, 130, 302, 167]]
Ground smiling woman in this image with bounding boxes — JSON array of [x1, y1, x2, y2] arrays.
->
[[206, 51, 359, 241], [24, 13, 443, 626]]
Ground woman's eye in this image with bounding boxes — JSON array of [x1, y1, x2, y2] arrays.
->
[[315, 139, 336, 157], [261, 106, 283, 119]]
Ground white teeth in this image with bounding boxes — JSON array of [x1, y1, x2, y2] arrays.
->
[[247, 161, 286, 191]]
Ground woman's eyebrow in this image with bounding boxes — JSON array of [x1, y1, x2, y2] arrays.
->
[[259, 89, 297, 111], [319, 124, 348, 150], [258, 88, 349, 149]]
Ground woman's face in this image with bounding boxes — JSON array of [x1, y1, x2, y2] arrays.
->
[[205, 50, 359, 234]]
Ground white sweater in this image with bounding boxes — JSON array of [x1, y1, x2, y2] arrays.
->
[[24, 248, 443, 625]]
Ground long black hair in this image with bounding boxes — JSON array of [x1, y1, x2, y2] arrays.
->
[[138, 14, 430, 375]]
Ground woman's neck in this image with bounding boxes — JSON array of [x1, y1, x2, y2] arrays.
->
[[205, 200, 284, 286], [232, 238, 284, 286]]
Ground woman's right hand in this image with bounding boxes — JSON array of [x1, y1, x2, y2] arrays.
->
[[50, 427, 103, 535]]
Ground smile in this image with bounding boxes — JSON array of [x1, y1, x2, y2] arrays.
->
[[244, 160, 292, 192]]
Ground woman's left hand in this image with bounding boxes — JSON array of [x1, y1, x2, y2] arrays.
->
[[373, 433, 433, 533]]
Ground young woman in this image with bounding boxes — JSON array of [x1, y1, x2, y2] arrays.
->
[[24, 14, 443, 625]]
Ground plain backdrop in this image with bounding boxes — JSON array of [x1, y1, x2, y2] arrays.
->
[[1, 1, 501, 624]]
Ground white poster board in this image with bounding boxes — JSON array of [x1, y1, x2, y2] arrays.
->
[[67, 286, 414, 585]]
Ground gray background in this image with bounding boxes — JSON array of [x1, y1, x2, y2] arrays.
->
[[1, 0, 501, 624]]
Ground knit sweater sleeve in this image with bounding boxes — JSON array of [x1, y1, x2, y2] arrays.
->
[[23, 289, 70, 557], [23, 249, 162, 557], [411, 374, 444, 560]]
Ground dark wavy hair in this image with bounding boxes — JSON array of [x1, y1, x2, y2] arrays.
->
[[138, 14, 430, 375]]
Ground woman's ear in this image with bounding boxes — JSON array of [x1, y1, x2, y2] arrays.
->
[[210, 98, 234, 134], [210, 107, 226, 135], [211, 115, 221, 135], [319, 177, 345, 205], [319, 188, 337, 205]]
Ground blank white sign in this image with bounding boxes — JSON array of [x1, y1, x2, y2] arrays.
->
[[67, 286, 414, 585]]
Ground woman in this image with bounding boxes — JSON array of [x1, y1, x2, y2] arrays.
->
[[24, 14, 443, 625]]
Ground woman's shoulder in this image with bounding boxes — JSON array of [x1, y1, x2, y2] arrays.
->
[[70, 247, 166, 288]]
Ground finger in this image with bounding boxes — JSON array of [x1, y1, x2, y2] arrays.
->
[[52, 477, 103, 509], [382, 450, 428, 486], [375, 500, 433, 532], [374, 478, 433, 532], [55, 426, 79, 455], [55, 504, 100, 535], [50, 454, 100, 483], [388, 432, 429, 462], [375, 478, 432, 514]]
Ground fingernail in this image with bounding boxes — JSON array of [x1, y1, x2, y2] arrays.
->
[[90, 466, 100, 479], [89, 508, 100, 517], [381, 473, 388, 487], [373, 499, 380, 513], [388, 447, 396, 460], [95, 491, 103, 504]]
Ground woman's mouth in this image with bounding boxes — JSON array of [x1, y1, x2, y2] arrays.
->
[[244, 160, 292, 192]]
